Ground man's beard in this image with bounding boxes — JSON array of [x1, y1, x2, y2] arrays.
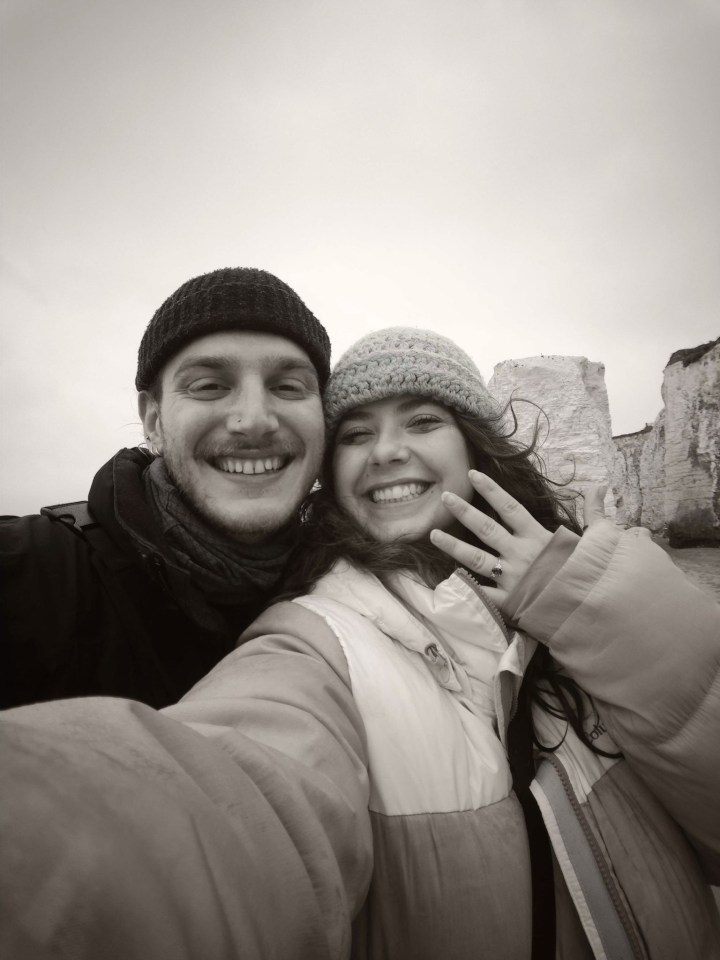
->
[[166, 458, 302, 544]]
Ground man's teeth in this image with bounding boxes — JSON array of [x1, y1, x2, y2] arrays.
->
[[216, 456, 284, 475], [370, 482, 430, 504]]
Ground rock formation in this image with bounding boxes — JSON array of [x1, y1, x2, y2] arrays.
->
[[612, 421, 666, 531], [488, 338, 720, 546], [488, 356, 618, 520], [614, 337, 720, 547]]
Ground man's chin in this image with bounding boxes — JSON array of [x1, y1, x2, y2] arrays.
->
[[199, 503, 299, 545]]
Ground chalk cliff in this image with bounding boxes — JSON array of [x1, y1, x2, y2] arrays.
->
[[488, 356, 618, 520], [612, 338, 720, 544], [612, 420, 666, 531], [488, 339, 720, 545]]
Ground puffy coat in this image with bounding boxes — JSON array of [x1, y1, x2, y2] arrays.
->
[[0, 448, 267, 708], [0, 521, 718, 959]]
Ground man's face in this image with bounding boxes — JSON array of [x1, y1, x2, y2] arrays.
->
[[139, 330, 325, 543]]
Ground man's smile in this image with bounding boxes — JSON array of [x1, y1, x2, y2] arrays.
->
[[211, 455, 290, 476]]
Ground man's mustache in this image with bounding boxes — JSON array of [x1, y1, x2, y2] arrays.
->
[[198, 439, 305, 459]]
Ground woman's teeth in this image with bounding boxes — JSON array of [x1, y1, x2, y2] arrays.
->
[[370, 482, 430, 504], [216, 456, 284, 475]]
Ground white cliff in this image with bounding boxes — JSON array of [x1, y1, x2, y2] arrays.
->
[[488, 339, 719, 545], [613, 418, 666, 531], [488, 356, 618, 519], [658, 338, 719, 545], [612, 337, 719, 544]]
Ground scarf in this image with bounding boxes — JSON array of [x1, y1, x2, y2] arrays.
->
[[143, 457, 298, 606]]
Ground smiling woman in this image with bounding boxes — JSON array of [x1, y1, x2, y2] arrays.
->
[[332, 395, 474, 542], [286, 327, 578, 590]]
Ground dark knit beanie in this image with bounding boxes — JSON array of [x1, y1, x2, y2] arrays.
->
[[324, 326, 498, 433], [136, 267, 331, 391]]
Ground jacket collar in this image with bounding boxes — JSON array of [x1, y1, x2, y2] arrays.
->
[[310, 560, 536, 701]]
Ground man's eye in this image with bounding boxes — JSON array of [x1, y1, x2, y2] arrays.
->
[[188, 379, 228, 397], [273, 380, 306, 395]]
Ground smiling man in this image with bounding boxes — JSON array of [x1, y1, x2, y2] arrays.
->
[[0, 268, 330, 709]]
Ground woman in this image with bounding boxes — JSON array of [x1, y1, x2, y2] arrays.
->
[[237, 326, 720, 959], [2, 328, 718, 960]]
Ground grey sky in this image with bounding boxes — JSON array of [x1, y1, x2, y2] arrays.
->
[[2, 0, 718, 515]]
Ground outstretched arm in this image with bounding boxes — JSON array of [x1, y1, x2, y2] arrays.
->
[[0, 602, 372, 960]]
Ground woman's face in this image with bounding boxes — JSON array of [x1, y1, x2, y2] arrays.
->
[[332, 395, 474, 543]]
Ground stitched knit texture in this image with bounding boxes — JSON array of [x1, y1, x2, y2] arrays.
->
[[324, 327, 497, 431], [136, 267, 330, 390]]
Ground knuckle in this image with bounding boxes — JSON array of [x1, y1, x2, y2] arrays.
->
[[477, 514, 495, 535], [468, 546, 487, 569]]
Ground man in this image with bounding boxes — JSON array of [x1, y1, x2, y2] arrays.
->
[[0, 267, 329, 709]]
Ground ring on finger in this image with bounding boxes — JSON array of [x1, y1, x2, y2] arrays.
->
[[490, 560, 503, 580]]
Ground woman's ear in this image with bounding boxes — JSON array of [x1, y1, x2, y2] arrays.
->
[[138, 391, 163, 456]]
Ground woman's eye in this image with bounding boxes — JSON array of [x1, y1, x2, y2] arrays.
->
[[409, 415, 442, 430], [337, 428, 372, 445]]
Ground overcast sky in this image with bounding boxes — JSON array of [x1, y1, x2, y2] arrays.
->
[[1, 0, 718, 515]]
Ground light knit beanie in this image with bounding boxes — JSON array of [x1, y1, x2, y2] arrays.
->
[[136, 267, 331, 390], [324, 327, 497, 432]]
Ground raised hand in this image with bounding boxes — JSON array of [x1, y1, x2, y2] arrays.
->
[[429, 470, 553, 611], [582, 483, 608, 530]]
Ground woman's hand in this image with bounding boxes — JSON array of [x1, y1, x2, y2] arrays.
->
[[581, 483, 608, 529], [430, 472, 608, 612], [429, 471, 553, 610]]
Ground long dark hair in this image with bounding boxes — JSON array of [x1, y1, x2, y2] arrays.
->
[[282, 396, 618, 759]]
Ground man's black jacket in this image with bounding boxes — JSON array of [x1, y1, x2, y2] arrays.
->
[[0, 448, 268, 709]]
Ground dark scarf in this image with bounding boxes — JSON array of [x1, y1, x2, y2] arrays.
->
[[143, 457, 297, 606]]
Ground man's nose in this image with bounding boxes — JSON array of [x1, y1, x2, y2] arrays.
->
[[225, 384, 279, 439]]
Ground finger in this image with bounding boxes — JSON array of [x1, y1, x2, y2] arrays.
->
[[430, 528, 500, 578], [467, 471, 539, 535], [583, 483, 608, 530], [480, 584, 510, 612], [441, 491, 511, 552]]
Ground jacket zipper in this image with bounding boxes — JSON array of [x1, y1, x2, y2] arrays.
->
[[545, 756, 646, 960], [454, 566, 520, 726], [455, 566, 511, 642]]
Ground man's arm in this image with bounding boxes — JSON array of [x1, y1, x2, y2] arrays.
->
[[0, 514, 96, 707]]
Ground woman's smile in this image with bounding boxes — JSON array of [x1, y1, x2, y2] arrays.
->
[[366, 480, 432, 505], [333, 395, 473, 542]]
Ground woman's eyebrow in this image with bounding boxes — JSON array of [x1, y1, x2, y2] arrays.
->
[[396, 397, 435, 413], [340, 397, 436, 425]]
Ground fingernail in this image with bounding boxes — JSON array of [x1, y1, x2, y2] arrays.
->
[[469, 470, 485, 481], [441, 491, 459, 505]]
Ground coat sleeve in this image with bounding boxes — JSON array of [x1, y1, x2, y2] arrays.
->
[[0, 514, 94, 707], [507, 521, 720, 878], [0, 601, 372, 960]]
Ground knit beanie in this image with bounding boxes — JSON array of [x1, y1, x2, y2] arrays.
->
[[136, 267, 331, 391], [324, 327, 497, 432]]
